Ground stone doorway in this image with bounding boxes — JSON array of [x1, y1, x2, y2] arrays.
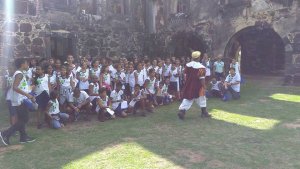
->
[[50, 30, 76, 61], [224, 26, 285, 75], [169, 31, 208, 57]]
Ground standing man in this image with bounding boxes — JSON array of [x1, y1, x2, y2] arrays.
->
[[213, 55, 225, 81], [178, 51, 211, 120], [1, 58, 36, 145]]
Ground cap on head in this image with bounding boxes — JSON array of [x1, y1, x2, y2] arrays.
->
[[191, 51, 201, 59]]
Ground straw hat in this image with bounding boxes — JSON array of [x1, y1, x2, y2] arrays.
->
[[191, 51, 201, 59]]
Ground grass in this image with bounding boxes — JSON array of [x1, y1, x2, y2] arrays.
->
[[0, 76, 300, 169]]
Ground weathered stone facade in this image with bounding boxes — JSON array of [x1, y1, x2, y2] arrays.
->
[[0, 0, 300, 85]]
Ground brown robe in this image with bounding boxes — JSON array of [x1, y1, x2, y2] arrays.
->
[[182, 61, 206, 100]]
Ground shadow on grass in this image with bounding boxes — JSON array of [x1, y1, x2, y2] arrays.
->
[[1, 78, 300, 169]]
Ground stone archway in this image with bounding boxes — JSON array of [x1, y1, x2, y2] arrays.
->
[[224, 26, 285, 75], [168, 31, 209, 57]]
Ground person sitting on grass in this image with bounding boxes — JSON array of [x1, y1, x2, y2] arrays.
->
[[223, 68, 241, 101], [207, 77, 224, 98], [89, 75, 100, 113], [96, 87, 116, 122], [46, 90, 70, 129], [68, 87, 92, 121], [110, 82, 128, 118], [156, 81, 172, 105], [128, 84, 146, 116]]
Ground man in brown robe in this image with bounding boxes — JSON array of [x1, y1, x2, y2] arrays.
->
[[178, 51, 211, 120]]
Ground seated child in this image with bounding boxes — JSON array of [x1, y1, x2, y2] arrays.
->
[[68, 87, 92, 121], [207, 77, 224, 98], [144, 69, 158, 107], [96, 87, 116, 122], [128, 84, 146, 116], [156, 81, 172, 105], [223, 68, 241, 101], [110, 83, 128, 117], [46, 91, 69, 129], [89, 75, 100, 113]]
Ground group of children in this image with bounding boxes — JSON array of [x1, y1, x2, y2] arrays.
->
[[4, 55, 186, 130], [3, 54, 241, 131]]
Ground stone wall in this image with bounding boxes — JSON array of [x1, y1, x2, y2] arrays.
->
[[0, 0, 300, 87]]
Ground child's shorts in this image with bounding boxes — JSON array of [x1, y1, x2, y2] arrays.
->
[[36, 91, 50, 110], [7, 100, 17, 116]]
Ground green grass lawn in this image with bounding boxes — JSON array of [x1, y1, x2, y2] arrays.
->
[[0, 76, 300, 169]]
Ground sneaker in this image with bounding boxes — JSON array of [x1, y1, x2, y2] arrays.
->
[[0, 132, 9, 146], [20, 136, 36, 144]]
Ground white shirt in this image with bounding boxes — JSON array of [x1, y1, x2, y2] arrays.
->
[[69, 91, 89, 104], [163, 64, 172, 77], [34, 74, 49, 96], [78, 69, 90, 90], [214, 61, 224, 73], [48, 73, 57, 85], [211, 81, 221, 91], [11, 70, 29, 106], [136, 70, 145, 86], [90, 68, 101, 78], [96, 96, 109, 112], [128, 71, 135, 88], [89, 82, 100, 101], [49, 99, 60, 115], [170, 68, 179, 82], [110, 90, 124, 110], [225, 73, 241, 92], [230, 62, 240, 74], [145, 77, 156, 94]]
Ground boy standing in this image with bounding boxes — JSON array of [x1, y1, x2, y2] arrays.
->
[[1, 58, 36, 145]]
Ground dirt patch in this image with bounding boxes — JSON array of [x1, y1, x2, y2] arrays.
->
[[283, 119, 300, 129], [206, 160, 225, 168], [0, 145, 24, 156], [175, 149, 206, 163]]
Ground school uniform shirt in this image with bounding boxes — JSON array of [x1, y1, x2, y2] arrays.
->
[[136, 70, 145, 87], [69, 91, 89, 105], [48, 99, 60, 115], [35, 74, 50, 96], [163, 64, 172, 77], [114, 71, 126, 84], [211, 81, 221, 91], [48, 73, 57, 86], [170, 68, 179, 82], [58, 76, 72, 96], [90, 68, 101, 78], [110, 90, 124, 110], [230, 62, 240, 75], [145, 77, 156, 94], [214, 61, 224, 73], [143, 68, 149, 80], [205, 61, 211, 76], [102, 73, 111, 86], [109, 65, 117, 79], [96, 96, 109, 112], [78, 69, 90, 90], [11, 70, 30, 106], [89, 82, 100, 101], [128, 71, 136, 88], [225, 73, 241, 92]]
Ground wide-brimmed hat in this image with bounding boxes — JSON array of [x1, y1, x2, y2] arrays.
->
[[192, 51, 201, 59]]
